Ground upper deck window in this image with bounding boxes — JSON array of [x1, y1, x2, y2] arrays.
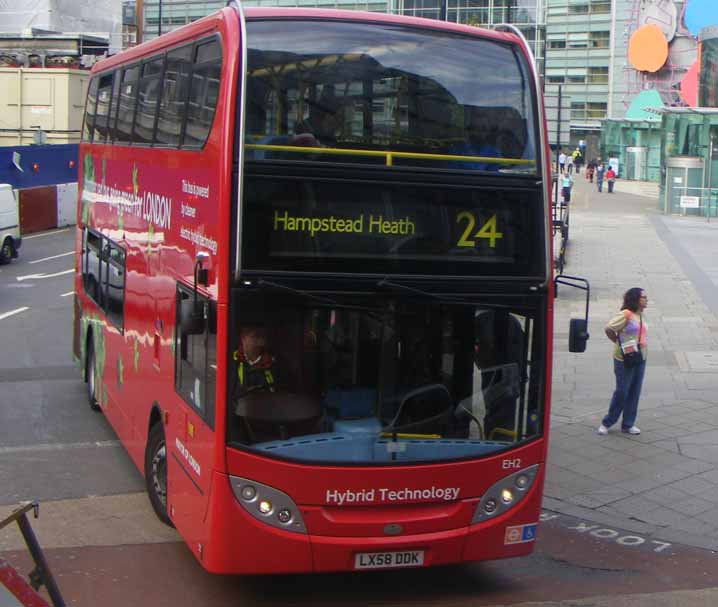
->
[[134, 56, 165, 144], [115, 65, 140, 144], [184, 38, 222, 148], [81, 35, 221, 150], [245, 20, 538, 173], [156, 45, 193, 146], [82, 78, 98, 142]]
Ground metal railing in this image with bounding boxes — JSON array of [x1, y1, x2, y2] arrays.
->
[[0, 502, 65, 607]]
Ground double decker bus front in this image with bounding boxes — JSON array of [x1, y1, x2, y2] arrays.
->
[[213, 11, 550, 574]]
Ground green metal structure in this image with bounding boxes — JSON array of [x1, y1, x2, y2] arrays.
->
[[599, 118, 663, 182], [659, 108, 718, 217]]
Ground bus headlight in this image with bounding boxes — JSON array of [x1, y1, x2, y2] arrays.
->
[[501, 488, 514, 504], [230, 476, 307, 534], [472, 464, 539, 524]]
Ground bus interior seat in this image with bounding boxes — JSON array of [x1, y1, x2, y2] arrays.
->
[[236, 391, 324, 443]]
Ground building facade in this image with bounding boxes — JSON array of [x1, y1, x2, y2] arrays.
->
[[543, 0, 617, 158], [139, 0, 545, 71]]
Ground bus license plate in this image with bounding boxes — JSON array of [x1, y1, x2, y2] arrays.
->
[[354, 550, 424, 570]]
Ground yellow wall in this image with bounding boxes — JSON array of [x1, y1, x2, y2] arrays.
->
[[0, 68, 89, 146]]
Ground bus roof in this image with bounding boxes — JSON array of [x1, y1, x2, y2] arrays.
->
[[92, 6, 523, 74], [243, 8, 518, 44]]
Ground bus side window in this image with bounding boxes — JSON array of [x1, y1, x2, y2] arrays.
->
[[156, 45, 193, 147], [108, 68, 122, 142], [94, 72, 114, 143], [83, 77, 99, 143], [83, 228, 102, 303], [134, 56, 164, 144], [175, 286, 216, 427], [183, 38, 221, 148], [105, 242, 125, 330], [115, 64, 140, 144]]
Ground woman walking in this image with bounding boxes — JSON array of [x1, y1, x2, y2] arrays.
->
[[597, 288, 648, 436]]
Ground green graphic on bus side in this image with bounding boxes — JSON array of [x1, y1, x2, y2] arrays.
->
[[117, 355, 124, 390], [81, 153, 95, 225], [133, 337, 140, 372]]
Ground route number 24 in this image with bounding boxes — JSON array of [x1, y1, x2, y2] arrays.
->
[[456, 212, 503, 248]]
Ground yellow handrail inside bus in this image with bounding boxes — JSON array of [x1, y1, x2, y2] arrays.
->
[[488, 427, 517, 441], [379, 432, 443, 439], [245, 143, 536, 167]]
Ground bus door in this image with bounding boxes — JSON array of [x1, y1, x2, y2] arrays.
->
[[169, 285, 217, 540]]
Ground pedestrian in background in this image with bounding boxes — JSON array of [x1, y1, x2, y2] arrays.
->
[[572, 147, 583, 175], [560, 170, 573, 204], [598, 288, 648, 436], [605, 165, 616, 193], [558, 150, 566, 173], [596, 162, 605, 192], [586, 160, 595, 183], [566, 154, 574, 175]]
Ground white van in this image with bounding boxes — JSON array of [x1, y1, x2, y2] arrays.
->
[[0, 184, 21, 263]]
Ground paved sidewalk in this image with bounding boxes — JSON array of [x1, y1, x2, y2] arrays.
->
[[548, 174, 718, 551]]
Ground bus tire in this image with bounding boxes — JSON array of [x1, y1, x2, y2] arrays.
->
[[145, 423, 174, 527], [0, 238, 13, 264], [86, 339, 101, 411]]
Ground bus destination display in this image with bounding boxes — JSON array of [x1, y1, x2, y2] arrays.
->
[[243, 178, 541, 277]]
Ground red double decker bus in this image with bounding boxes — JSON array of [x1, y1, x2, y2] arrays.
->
[[73, 3, 587, 574]]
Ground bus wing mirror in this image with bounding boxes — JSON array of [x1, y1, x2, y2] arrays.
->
[[569, 318, 589, 353], [553, 274, 590, 353], [179, 299, 205, 335]]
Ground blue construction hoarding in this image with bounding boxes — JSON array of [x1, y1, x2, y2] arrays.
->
[[0, 144, 78, 188]]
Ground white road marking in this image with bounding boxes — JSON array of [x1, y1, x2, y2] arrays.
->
[[0, 440, 121, 455], [0, 306, 29, 320], [22, 228, 72, 240], [16, 269, 74, 281], [29, 251, 74, 264], [61, 290, 75, 297]]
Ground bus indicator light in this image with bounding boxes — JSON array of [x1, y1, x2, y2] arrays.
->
[[501, 489, 514, 504], [277, 509, 292, 524], [258, 500, 272, 515], [484, 499, 498, 514], [515, 474, 529, 489], [241, 485, 256, 501]]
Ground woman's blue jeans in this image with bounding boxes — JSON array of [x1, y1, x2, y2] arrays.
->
[[603, 358, 646, 430]]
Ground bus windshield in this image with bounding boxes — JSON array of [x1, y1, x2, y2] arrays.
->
[[245, 19, 538, 171], [227, 292, 543, 464]]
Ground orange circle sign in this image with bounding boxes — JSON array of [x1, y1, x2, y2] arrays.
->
[[628, 24, 669, 72]]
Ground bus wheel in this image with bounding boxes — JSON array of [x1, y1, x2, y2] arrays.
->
[[145, 423, 174, 527], [0, 238, 13, 264], [86, 340, 101, 411]]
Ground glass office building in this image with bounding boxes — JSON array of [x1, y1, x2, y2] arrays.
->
[[140, 0, 545, 72]]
